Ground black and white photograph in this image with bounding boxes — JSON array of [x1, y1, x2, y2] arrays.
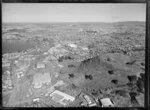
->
[[2, 3, 146, 107]]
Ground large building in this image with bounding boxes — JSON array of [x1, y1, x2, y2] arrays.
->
[[50, 90, 75, 106]]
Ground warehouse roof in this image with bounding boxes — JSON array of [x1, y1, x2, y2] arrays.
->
[[50, 90, 75, 106]]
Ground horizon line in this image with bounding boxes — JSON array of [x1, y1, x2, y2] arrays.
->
[[2, 20, 146, 24]]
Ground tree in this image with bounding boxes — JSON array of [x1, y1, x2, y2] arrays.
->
[[91, 89, 99, 96], [127, 75, 137, 82], [108, 70, 114, 75], [111, 79, 118, 85], [85, 74, 93, 80], [115, 90, 128, 97], [140, 62, 145, 66], [127, 82, 134, 88], [126, 60, 136, 65], [58, 56, 63, 62], [71, 83, 77, 89], [68, 64, 76, 68], [68, 73, 74, 78], [129, 92, 139, 105], [106, 58, 111, 61], [88, 42, 95, 49], [136, 80, 144, 93], [136, 73, 144, 93]]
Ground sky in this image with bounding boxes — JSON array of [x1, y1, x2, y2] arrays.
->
[[2, 3, 146, 23]]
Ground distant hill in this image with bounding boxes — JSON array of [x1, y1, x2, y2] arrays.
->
[[3, 21, 145, 25]]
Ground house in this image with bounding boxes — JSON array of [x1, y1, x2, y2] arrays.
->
[[83, 95, 92, 105], [17, 71, 24, 78], [78, 92, 96, 107], [5, 70, 11, 76], [80, 99, 88, 107], [14, 60, 18, 63], [83, 94, 97, 107], [43, 52, 48, 55], [68, 43, 77, 48], [50, 90, 75, 106], [3, 62, 10, 67], [86, 30, 97, 35], [33, 98, 40, 102], [81, 47, 88, 51], [4, 79, 13, 90], [36, 63, 45, 69], [99, 98, 114, 107], [54, 72, 59, 78], [89, 103, 97, 107]]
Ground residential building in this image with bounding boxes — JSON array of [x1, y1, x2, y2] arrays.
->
[[83, 95, 92, 105], [5, 70, 11, 76], [80, 99, 88, 107], [3, 62, 10, 67], [68, 43, 77, 48], [33, 98, 40, 102], [36, 63, 45, 69], [17, 71, 24, 78], [89, 103, 97, 107]]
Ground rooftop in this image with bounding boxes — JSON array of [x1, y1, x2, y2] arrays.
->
[[50, 90, 75, 106], [100, 98, 114, 107], [36, 63, 46, 69], [68, 43, 77, 48]]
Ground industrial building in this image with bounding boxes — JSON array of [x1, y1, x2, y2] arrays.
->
[[50, 90, 75, 106]]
